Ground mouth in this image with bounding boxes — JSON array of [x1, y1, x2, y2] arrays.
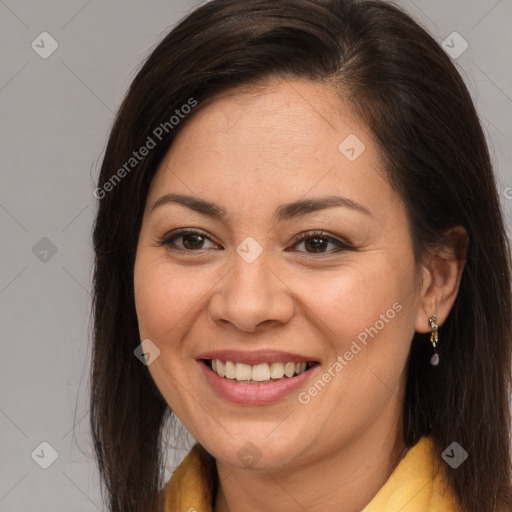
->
[[202, 359, 318, 384], [196, 349, 320, 404]]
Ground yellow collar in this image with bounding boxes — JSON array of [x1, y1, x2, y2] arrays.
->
[[164, 436, 461, 511]]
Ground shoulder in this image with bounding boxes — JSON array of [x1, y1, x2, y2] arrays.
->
[[363, 436, 462, 512], [159, 443, 217, 512]]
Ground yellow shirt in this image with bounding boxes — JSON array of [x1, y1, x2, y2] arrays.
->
[[163, 436, 462, 511]]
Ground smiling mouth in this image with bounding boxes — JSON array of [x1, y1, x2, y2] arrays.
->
[[203, 359, 318, 384]]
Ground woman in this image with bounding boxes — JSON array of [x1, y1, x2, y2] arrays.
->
[[90, 1, 512, 511]]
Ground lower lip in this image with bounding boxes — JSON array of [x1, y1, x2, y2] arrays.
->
[[198, 360, 318, 405]]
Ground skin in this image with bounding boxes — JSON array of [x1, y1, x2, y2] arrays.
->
[[134, 76, 466, 512]]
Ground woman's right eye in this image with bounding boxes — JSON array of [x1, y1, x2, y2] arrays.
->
[[159, 229, 221, 251]]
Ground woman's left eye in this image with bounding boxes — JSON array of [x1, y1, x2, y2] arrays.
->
[[288, 231, 349, 255]]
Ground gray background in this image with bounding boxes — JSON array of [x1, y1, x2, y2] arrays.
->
[[1, 0, 511, 510]]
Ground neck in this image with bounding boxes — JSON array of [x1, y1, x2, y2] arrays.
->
[[214, 423, 408, 512]]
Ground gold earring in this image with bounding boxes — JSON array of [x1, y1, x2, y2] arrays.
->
[[429, 314, 439, 366]]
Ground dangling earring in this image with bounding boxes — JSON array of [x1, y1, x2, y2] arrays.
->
[[429, 314, 439, 366]]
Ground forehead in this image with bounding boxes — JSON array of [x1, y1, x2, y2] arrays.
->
[[170, 78, 360, 157], [146, 78, 398, 223]]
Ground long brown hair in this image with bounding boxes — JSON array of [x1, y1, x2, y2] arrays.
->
[[90, 1, 512, 510]]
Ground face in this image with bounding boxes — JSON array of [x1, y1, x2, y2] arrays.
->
[[134, 77, 423, 471]]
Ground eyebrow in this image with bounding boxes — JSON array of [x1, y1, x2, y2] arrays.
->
[[151, 193, 373, 221]]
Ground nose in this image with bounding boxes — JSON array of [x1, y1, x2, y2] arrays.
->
[[207, 248, 295, 333]]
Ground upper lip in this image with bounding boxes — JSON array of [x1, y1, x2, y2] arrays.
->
[[196, 349, 317, 366]]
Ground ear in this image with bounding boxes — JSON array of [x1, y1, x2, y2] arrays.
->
[[414, 226, 469, 333]]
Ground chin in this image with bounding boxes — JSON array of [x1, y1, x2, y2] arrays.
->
[[196, 425, 312, 471]]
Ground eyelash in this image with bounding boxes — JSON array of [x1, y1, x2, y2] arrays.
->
[[157, 228, 353, 257]]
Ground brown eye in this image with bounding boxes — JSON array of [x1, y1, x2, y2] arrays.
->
[[159, 229, 220, 251], [290, 231, 350, 255], [181, 233, 206, 249], [303, 236, 330, 253]]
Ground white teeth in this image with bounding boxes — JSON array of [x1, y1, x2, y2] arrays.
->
[[284, 362, 296, 378], [269, 362, 285, 379], [225, 360, 236, 379], [235, 362, 252, 381], [252, 363, 271, 381], [209, 359, 313, 382]]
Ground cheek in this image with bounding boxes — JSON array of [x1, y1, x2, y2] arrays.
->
[[296, 255, 417, 395], [133, 254, 209, 414], [294, 264, 416, 434], [297, 262, 409, 342], [134, 255, 203, 343]]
